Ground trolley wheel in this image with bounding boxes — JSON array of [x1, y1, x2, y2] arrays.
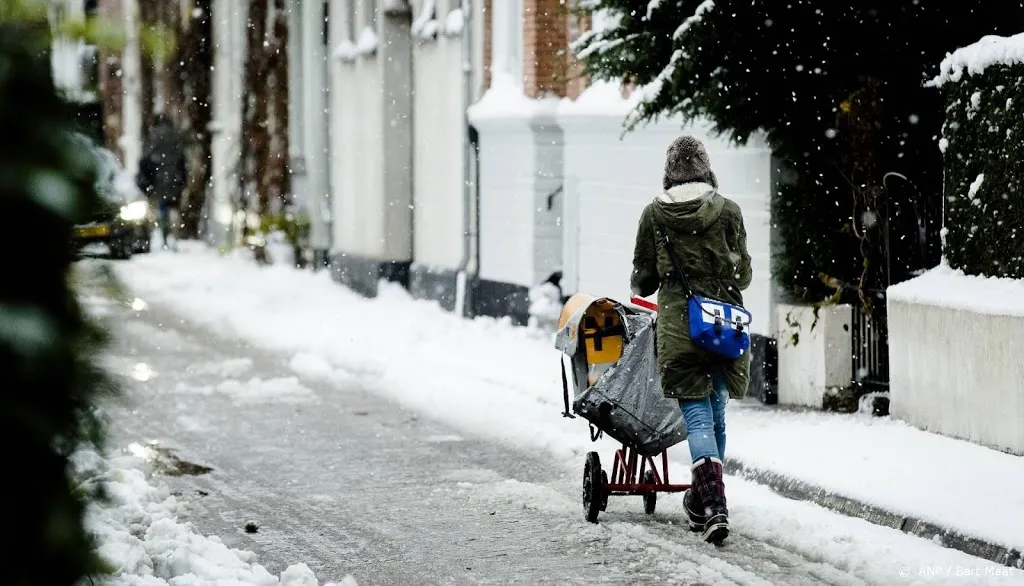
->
[[600, 471, 609, 511], [642, 470, 657, 515], [583, 452, 604, 523]]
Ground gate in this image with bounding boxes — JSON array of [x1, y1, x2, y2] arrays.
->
[[851, 172, 941, 391], [851, 289, 890, 390]]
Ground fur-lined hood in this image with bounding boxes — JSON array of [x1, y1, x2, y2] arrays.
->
[[652, 181, 724, 235]]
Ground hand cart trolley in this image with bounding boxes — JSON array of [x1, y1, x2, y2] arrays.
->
[[554, 293, 690, 523]]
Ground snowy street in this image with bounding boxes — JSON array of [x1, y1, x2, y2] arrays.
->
[[86, 274, 652, 584], [15, 1, 1024, 584], [75, 249, 1024, 586]]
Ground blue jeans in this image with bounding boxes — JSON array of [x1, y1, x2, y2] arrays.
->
[[679, 373, 729, 463], [157, 202, 179, 246]]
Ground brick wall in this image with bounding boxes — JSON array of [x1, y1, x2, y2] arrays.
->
[[565, 3, 589, 100], [97, 0, 124, 159], [523, 0, 568, 98], [483, 0, 594, 98]]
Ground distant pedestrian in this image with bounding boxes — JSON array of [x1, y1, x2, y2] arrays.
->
[[630, 135, 753, 544], [138, 113, 187, 250]]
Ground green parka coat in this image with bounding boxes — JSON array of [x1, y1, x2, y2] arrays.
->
[[630, 181, 753, 401]]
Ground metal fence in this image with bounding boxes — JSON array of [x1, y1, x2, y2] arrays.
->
[[851, 292, 889, 391]]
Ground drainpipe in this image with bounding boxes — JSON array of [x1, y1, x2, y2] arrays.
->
[[454, 0, 475, 317]]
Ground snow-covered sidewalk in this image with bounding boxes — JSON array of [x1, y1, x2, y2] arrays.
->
[[73, 446, 356, 585], [109, 246, 1024, 576]]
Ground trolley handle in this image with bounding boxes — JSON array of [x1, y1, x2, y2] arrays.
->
[[629, 296, 658, 313]]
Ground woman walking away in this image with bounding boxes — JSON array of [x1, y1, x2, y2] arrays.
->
[[630, 135, 752, 544]]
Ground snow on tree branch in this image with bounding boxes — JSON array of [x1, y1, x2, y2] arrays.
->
[[673, 0, 715, 39], [574, 33, 639, 60], [646, 0, 663, 20], [627, 0, 715, 127]]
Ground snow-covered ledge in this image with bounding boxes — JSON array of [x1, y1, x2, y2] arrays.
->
[[888, 265, 1024, 455], [776, 303, 853, 408]]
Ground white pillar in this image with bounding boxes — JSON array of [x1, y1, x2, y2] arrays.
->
[[208, 0, 248, 245], [120, 0, 142, 174], [302, 0, 332, 252], [287, 0, 308, 218]]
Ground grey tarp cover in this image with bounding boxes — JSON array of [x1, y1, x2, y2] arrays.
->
[[572, 314, 688, 456]]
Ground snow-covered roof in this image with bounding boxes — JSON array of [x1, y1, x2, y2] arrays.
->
[[929, 32, 1024, 88]]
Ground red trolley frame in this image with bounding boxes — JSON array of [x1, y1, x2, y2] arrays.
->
[[608, 443, 687, 495], [582, 441, 691, 523], [579, 296, 690, 523]]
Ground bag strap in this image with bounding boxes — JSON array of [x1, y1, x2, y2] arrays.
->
[[560, 356, 575, 419], [651, 211, 695, 298]]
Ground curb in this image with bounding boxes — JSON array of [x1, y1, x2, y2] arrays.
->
[[724, 459, 1024, 570]]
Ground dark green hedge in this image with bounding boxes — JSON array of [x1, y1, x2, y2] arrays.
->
[[940, 64, 1024, 278], [1, 19, 113, 585]]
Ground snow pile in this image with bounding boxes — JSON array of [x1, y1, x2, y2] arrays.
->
[[929, 32, 1024, 87], [174, 376, 317, 404], [187, 358, 254, 378], [411, 0, 437, 39], [467, 73, 559, 120], [264, 231, 294, 267], [888, 261, 1024, 317], [355, 27, 377, 56], [72, 449, 355, 586], [527, 281, 563, 329], [557, 80, 641, 117], [113, 248, 1024, 555], [444, 8, 464, 36], [333, 40, 358, 62]]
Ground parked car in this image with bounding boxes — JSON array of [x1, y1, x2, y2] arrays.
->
[[71, 134, 154, 259]]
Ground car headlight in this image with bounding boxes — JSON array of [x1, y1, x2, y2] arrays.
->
[[120, 200, 149, 221]]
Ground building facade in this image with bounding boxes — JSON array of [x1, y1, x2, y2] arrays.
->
[[288, 0, 333, 266], [320, 0, 778, 398]]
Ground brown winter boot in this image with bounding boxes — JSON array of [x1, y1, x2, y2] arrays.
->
[[691, 456, 729, 544], [682, 482, 705, 532]]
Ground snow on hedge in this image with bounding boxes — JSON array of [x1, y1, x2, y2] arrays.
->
[[73, 449, 356, 586], [929, 32, 1024, 87], [930, 32, 1024, 279]]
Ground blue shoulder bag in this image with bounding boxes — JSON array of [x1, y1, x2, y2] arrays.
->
[[653, 212, 751, 359]]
